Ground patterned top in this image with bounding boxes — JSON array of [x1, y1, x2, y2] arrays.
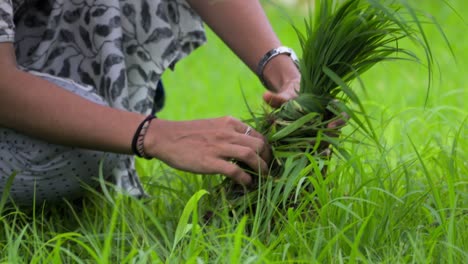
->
[[0, 0, 206, 113], [0, 0, 206, 197]]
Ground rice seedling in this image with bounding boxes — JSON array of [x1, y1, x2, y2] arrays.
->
[[206, 0, 437, 225], [2, 2, 464, 262]]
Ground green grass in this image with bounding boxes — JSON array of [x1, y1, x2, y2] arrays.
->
[[1, 1, 467, 263]]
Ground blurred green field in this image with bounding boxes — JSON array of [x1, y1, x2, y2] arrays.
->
[[158, 1, 467, 181], [160, 1, 467, 122], [1, 1, 467, 263], [157, 0, 468, 188], [153, 0, 468, 261]]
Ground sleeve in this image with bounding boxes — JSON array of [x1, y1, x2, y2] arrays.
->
[[0, 0, 15, 42]]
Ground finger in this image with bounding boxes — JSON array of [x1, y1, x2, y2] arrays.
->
[[221, 145, 269, 175], [263, 91, 287, 108], [246, 128, 267, 142], [325, 112, 348, 139], [212, 160, 252, 185], [232, 134, 271, 164], [218, 118, 271, 164], [229, 120, 266, 145], [245, 130, 272, 163], [327, 113, 348, 129], [222, 116, 251, 134], [235, 124, 268, 145], [328, 119, 345, 129]]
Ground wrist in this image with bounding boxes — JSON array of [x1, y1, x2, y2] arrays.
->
[[132, 114, 156, 159], [142, 118, 165, 159], [262, 54, 301, 93]]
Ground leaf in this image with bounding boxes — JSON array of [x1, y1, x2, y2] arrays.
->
[[230, 216, 248, 263], [270, 112, 320, 141], [0, 172, 16, 214], [172, 190, 208, 251]]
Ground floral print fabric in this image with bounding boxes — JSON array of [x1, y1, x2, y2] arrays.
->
[[0, 0, 206, 200]]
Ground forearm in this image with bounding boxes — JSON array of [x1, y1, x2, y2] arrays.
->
[[0, 66, 145, 154], [187, 0, 300, 92]]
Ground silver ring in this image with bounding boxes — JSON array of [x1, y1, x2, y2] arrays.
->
[[244, 126, 252, 136]]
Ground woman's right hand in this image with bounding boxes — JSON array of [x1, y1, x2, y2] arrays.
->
[[144, 117, 271, 185]]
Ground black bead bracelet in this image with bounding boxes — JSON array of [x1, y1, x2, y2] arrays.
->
[[131, 114, 156, 159]]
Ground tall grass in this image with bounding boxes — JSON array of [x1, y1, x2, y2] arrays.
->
[[211, 0, 444, 221], [1, 0, 467, 263]]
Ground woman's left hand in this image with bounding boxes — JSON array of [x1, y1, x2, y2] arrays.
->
[[262, 79, 300, 108], [263, 80, 348, 131]]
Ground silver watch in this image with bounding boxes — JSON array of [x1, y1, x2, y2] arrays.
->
[[256, 46, 300, 89]]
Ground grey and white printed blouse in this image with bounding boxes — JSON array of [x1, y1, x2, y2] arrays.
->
[[0, 0, 206, 198]]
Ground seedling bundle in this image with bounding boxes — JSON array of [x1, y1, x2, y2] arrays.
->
[[206, 0, 436, 223]]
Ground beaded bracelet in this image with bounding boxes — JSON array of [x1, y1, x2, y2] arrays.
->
[[131, 115, 156, 159]]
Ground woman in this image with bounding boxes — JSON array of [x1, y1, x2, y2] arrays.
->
[[0, 0, 302, 205]]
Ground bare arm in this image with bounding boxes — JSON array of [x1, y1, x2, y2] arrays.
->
[[0, 43, 145, 154], [0, 43, 268, 185], [187, 0, 301, 105]]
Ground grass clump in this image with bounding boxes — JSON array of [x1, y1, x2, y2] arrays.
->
[[2, 1, 466, 263], [209, 0, 437, 223]]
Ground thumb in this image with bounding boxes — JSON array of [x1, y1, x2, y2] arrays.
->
[[263, 89, 297, 108], [263, 91, 285, 108]]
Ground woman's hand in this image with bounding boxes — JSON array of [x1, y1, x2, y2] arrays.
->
[[263, 78, 348, 161], [143, 117, 271, 185], [263, 79, 347, 129], [262, 79, 300, 108]]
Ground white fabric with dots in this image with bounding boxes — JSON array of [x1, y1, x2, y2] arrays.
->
[[0, 73, 121, 206]]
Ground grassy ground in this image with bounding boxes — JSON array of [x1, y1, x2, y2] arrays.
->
[[1, 1, 467, 263]]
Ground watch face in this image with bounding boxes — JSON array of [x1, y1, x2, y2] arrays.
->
[[289, 50, 299, 67], [281, 47, 299, 68]]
